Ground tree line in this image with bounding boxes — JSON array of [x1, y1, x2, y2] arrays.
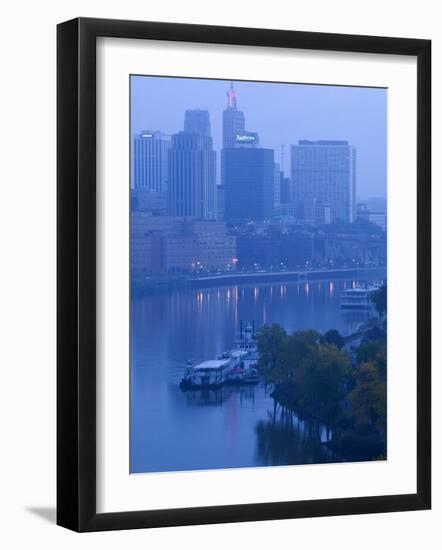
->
[[256, 284, 387, 460]]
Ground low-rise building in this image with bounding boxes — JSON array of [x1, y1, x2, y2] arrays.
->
[[314, 233, 386, 266], [356, 203, 387, 231], [162, 234, 199, 272], [191, 221, 237, 270], [131, 188, 167, 215], [236, 231, 314, 269], [130, 213, 236, 276]]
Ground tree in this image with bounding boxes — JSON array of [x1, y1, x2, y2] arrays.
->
[[356, 339, 386, 371], [371, 282, 387, 318], [294, 343, 351, 427], [348, 362, 386, 434], [283, 329, 320, 377], [321, 329, 345, 350], [256, 324, 287, 382], [365, 325, 386, 341]]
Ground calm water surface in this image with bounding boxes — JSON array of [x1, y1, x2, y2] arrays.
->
[[130, 277, 380, 473]]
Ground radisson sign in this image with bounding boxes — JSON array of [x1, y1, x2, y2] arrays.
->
[[235, 133, 257, 144]]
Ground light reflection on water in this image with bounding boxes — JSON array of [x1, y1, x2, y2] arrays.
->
[[130, 277, 381, 473]]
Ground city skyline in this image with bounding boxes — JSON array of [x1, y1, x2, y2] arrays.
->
[[131, 75, 387, 200], [130, 74, 388, 474]]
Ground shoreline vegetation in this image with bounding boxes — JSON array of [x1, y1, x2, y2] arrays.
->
[[256, 282, 387, 462]]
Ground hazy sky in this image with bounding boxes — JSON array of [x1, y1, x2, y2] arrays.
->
[[131, 75, 387, 200]]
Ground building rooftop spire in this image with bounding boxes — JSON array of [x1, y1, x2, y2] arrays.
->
[[227, 81, 237, 110]]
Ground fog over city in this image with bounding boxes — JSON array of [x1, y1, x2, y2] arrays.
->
[[131, 76, 387, 200], [130, 75, 388, 474]]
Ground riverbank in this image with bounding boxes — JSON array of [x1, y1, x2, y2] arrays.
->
[[132, 266, 386, 294], [131, 274, 386, 471], [256, 309, 387, 463]]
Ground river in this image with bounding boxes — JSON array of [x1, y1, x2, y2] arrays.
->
[[130, 274, 384, 473]]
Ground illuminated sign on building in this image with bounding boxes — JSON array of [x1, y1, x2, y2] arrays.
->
[[141, 132, 154, 138], [235, 133, 257, 144]]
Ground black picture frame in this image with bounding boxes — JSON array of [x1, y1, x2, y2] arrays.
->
[[57, 17, 431, 532]]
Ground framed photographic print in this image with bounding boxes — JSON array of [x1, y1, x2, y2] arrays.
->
[[57, 17, 431, 531]]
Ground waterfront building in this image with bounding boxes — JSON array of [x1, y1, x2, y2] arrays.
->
[[216, 185, 225, 220], [279, 200, 304, 220], [224, 147, 275, 223], [315, 201, 332, 226], [191, 221, 237, 270], [167, 131, 217, 219], [236, 231, 314, 268], [130, 213, 183, 277], [356, 202, 387, 231], [131, 212, 184, 235], [162, 234, 199, 272], [133, 130, 170, 193], [291, 140, 356, 224], [184, 109, 211, 136], [368, 211, 387, 232], [130, 231, 163, 277], [273, 163, 281, 215], [131, 188, 166, 214], [314, 233, 386, 266], [130, 213, 236, 275]]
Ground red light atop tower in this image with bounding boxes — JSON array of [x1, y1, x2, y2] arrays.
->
[[227, 82, 237, 110]]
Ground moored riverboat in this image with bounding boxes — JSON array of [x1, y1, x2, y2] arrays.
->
[[180, 357, 236, 389], [180, 321, 261, 389], [340, 285, 379, 310]]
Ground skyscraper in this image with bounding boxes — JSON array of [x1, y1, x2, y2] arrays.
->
[[221, 82, 246, 187], [273, 162, 281, 215], [184, 109, 211, 136], [222, 82, 246, 149], [224, 148, 274, 223], [291, 140, 356, 224], [222, 82, 273, 222], [280, 175, 292, 204], [168, 132, 217, 219], [132, 130, 170, 192]]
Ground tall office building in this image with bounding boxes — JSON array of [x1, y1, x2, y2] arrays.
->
[[132, 130, 170, 192], [221, 82, 248, 187], [280, 175, 292, 204], [216, 185, 225, 220], [168, 132, 217, 219], [184, 109, 211, 136], [222, 82, 246, 149], [291, 140, 356, 224], [273, 162, 281, 214], [224, 148, 274, 223]]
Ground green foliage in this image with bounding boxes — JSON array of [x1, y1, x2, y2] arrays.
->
[[285, 329, 320, 360], [256, 324, 287, 381], [257, 325, 350, 429], [348, 361, 386, 434], [371, 282, 387, 317], [320, 329, 345, 350], [293, 343, 351, 426], [283, 330, 320, 380], [356, 339, 386, 377], [257, 322, 387, 454]]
